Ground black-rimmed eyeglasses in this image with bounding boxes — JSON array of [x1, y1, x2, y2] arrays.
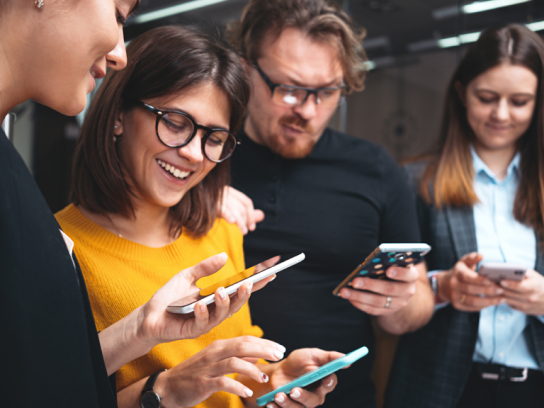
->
[[134, 100, 240, 163], [254, 63, 345, 108]]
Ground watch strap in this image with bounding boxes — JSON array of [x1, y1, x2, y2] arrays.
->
[[142, 369, 167, 395]]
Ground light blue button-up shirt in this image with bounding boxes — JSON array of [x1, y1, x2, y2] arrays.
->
[[470, 146, 543, 369]]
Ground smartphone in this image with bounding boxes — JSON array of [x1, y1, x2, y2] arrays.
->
[[167, 253, 305, 314], [479, 262, 527, 283], [256, 345, 369, 406], [333, 243, 431, 296]]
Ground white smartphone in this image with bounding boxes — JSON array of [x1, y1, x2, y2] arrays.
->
[[167, 253, 305, 314], [479, 262, 528, 283]]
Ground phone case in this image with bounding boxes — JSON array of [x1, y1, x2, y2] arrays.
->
[[256, 346, 369, 406], [333, 244, 431, 296]]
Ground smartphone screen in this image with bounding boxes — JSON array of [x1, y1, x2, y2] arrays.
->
[[171, 255, 282, 308]]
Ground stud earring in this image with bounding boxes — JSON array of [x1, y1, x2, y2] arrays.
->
[[35, 0, 44, 9]]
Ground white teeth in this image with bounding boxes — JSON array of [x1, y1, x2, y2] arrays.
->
[[156, 159, 191, 180]]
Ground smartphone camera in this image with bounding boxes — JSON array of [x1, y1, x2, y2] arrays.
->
[[393, 253, 406, 261], [515, 270, 524, 275]]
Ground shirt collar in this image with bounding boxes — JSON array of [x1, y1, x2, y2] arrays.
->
[[470, 144, 520, 183]]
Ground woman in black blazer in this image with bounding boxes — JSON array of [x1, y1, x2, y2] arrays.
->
[[385, 25, 544, 408], [0, 2, 276, 407]]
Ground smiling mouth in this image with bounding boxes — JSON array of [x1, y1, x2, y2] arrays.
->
[[157, 159, 193, 180]]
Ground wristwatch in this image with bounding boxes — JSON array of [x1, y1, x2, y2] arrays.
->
[[141, 369, 167, 408]]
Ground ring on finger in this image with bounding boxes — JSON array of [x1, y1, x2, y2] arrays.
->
[[384, 296, 392, 308], [460, 294, 466, 304]]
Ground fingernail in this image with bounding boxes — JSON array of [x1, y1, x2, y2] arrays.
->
[[291, 389, 301, 399], [267, 404, 275, 408], [228, 217, 235, 223], [243, 228, 248, 234], [342, 289, 351, 298], [250, 224, 256, 231], [276, 344, 286, 353], [269, 275, 277, 282], [496, 289, 503, 295], [501, 281, 509, 287], [274, 350, 284, 360], [388, 268, 397, 278], [244, 388, 253, 397], [218, 287, 227, 300], [246, 282, 253, 294], [261, 372, 269, 383], [353, 280, 363, 289], [198, 301, 206, 312], [325, 378, 334, 387], [500, 298, 506, 303], [275, 394, 285, 403]]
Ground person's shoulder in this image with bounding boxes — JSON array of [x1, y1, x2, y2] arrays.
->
[[55, 203, 79, 231]]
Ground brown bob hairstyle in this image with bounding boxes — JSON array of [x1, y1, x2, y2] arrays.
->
[[420, 24, 544, 239], [71, 25, 250, 238], [227, 0, 368, 94]]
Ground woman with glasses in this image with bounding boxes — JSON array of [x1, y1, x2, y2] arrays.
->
[[56, 26, 341, 408]]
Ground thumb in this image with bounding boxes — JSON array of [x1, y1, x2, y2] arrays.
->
[[188, 252, 229, 281], [460, 252, 483, 270], [253, 209, 265, 223]]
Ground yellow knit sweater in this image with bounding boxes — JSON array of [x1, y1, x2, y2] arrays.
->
[[56, 204, 263, 408]]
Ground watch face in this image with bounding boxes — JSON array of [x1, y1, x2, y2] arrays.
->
[[141, 392, 161, 408]]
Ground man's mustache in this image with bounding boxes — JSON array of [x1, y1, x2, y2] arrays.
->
[[278, 116, 314, 134]]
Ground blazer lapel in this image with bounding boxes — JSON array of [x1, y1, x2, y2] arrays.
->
[[445, 206, 478, 259], [535, 235, 544, 275]]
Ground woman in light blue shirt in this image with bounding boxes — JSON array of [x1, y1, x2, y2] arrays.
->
[[385, 24, 544, 408]]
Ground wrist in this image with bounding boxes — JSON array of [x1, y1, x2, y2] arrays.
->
[[435, 271, 450, 304], [127, 306, 157, 355]]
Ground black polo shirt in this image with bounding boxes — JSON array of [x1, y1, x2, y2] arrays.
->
[[231, 127, 420, 408]]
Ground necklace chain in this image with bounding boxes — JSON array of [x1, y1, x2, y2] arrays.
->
[[106, 213, 123, 238]]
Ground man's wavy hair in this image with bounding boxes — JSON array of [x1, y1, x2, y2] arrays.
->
[[71, 26, 250, 238], [227, 0, 368, 94]]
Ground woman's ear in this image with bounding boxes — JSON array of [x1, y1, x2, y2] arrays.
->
[[455, 81, 466, 106], [113, 111, 124, 137]]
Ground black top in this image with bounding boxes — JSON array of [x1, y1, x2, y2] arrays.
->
[[0, 131, 116, 408], [231, 127, 420, 408]]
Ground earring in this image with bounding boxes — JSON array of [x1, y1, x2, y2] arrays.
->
[[35, 0, 44, 9], [114, 136, 118, 143]]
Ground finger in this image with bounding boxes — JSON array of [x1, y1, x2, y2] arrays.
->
[[227, 281, 253, 316], [456, 281, 504, 297], [457, 266, 493, 286], [501, 288, 535, 302], [273, 392, 304, 408], [210, 357, 270, 384], [452, 293, 502, 311], [220, 204, 236, 224], [230, 205, 249, 235], [340, 287, 406, 312], [350, 277, 414, 297], [252, 274, 276, 292], [210, 375, 255, 399], [191, 300, 210, 333], [500, 278, 533, 293], [305, 349, 344, 367], [188, 253, 229, 282], [503, 297, 532, 313], [207, 287, 231, 327], [459, 252, 484, 269], [253, 209, 265, 224], [212, 336, 286, 362], [385, 265, 419, 283]]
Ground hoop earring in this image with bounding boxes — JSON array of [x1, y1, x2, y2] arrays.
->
[[35, 0, 44, 9]]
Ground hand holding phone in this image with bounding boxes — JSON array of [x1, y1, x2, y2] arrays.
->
[[256, 346, 368, 406], [168, 253, 305, 314], [479, 262, 528, 283]]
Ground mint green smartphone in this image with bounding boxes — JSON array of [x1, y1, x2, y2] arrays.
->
[[256, 346, 369, 406]]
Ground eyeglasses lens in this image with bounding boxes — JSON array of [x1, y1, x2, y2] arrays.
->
[[273, 86, 343, 107], [158, 113, 236, 162]]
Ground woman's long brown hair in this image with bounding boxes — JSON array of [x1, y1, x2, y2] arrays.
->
[[71, 26, 250, 238], [420, 24, 544, 240]]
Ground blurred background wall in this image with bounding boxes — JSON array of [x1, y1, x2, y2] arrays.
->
[[5, 1, 544, 405]]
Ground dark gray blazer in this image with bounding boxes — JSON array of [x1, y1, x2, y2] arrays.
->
[[384, 161, 544, 408]]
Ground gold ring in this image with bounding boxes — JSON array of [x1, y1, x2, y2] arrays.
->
[[460, 294, 466, 304]]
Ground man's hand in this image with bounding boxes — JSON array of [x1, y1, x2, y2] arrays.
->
[[339, 265, 419, 315], [437, 252, 503, 312], [260, 349, 341, 408], [501, 269, 544, 315], [220, 186, 264, 235]]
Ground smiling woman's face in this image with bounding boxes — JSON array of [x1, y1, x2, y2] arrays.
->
[[115, 82, 231, 210], [9, 0, 138, 116], [463, 63, 538, 153]]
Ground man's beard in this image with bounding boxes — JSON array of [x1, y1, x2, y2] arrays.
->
[[265, 116, 318, 159]]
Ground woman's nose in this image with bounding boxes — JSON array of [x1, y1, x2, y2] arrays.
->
[[106, 27, 128, 71]]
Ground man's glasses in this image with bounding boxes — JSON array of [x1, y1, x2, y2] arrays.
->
[[134, 100, 240, 163], [254, 63, 345, 108]]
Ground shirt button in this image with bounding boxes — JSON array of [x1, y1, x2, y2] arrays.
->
[[268, 196, 276, 203]]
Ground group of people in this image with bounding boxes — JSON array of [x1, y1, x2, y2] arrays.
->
[[1, 1, 544, 408]]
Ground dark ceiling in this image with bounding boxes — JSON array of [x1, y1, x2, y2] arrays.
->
[[124, 0, 544, 64]]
